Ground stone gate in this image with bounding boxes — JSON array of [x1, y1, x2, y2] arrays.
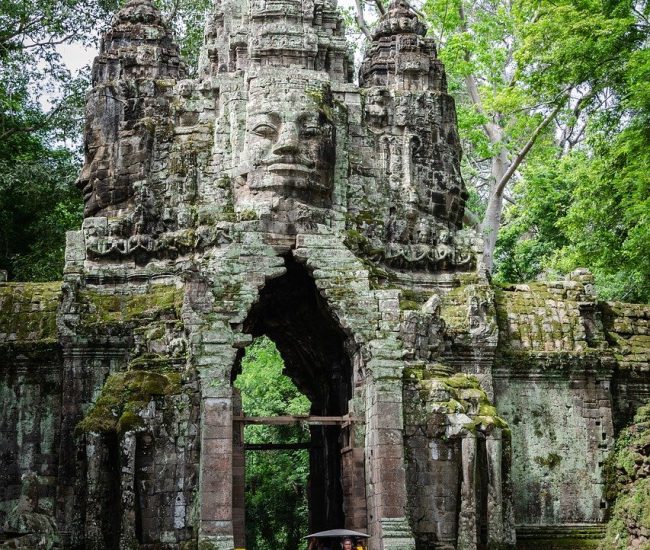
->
[[1, 0, 649, 549]]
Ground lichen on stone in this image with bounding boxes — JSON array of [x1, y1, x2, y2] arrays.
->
[[600, 403, 650, 549], [75, 369, 182, 435]]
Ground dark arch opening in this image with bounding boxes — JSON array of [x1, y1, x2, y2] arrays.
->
[[234, 336, 311, 550], [232, 254, 354, 540]]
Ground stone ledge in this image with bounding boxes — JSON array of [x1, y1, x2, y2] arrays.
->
[[515, 524, 605, 549]]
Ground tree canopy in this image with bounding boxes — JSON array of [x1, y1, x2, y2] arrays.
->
[[419, 0, 650, 301], [0, 0, 105, 279]]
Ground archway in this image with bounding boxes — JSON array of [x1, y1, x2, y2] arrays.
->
[[230, 255, 364, 547], [233, 336, 311, 549]]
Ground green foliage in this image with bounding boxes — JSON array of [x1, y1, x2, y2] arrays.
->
[[0, 0, 101, 280], [600, 404, 650, 549], [0, 149, 82, 280], [494, 0, 650, 302], [234, 337, 310, 550], [424, 0, 649, 302], [494, 89, 650, 302]]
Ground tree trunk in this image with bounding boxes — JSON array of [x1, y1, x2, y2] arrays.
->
[[480, 141, 509, 272], [479, 95, 569, 271]]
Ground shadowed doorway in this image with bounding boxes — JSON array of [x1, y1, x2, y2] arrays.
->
[[231, 255, 360, 548]]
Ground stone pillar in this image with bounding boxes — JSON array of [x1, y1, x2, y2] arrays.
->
[[232, 388, 246, 548], [84, 433, 112, 550], [120, 433, 138, 549], [457, 435, 478, 550], [485, 431, 504, 544], [341, 443, 367, 532], [486, 429, 517, 547], [430, 439, 461, 547], [194, 319, 238, 549], [365, 358, 415, 550], [199, 395, 234, 549]]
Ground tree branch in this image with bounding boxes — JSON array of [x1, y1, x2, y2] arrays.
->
[[0, 96, 70, 141], [354, 0, 373, 40], [493, 90, 571, 197]]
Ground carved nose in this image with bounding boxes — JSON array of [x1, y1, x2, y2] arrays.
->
[[272, 124, 300, 155]]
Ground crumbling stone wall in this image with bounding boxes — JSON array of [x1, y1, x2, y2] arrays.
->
[[600, 403, 650, 549], [493, 271, 649, 546], [603, 301, 650, 431], [0, 283, 61, 534]]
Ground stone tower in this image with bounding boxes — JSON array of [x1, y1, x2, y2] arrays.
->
[[64, 0, 507, 546], [1, 0, 649, 549]]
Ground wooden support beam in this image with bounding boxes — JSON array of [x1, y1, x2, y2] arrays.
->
[[233, 415, 361, 426]]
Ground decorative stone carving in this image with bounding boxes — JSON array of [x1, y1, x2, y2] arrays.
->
[[76, 0, 184, 220], [233, 72, 335, 216]]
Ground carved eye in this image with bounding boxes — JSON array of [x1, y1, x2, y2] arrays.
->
[[302, 125, 322, 138], [252, 123, 277, 138]]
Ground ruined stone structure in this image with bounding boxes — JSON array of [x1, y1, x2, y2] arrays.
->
[[1, 0, 649, 548]]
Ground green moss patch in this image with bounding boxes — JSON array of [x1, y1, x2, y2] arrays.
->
[[76, 370, 181, 435], [0, 282, 60, 342], [410, 371, 509, 434], [600, 403, 650, 549], [534, 453, 563, 469], [80, 285, 183, 328], [444, 373, 481, 390], [399, 299, 419, 311]]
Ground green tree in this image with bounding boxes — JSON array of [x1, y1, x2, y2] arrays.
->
[[234, 337, 311, 550], [0, 0, 112, 280], [411, 0, 649, 301], [492, 0, 650, 302], [0, 149, 82, 280], [421, 0, 648, 279]]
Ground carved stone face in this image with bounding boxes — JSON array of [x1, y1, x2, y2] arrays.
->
[[235, 76, 335, 211], [76, 141, 105, 217], [76, 96, 138, 218], [76, 140, 128, 218]]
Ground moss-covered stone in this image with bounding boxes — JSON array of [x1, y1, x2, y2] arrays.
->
[[79, 285, 183, 328], [129, 352, 176, 370], [534, 452, 563, 469], [599, 403, 650, 549], [407, 371, 509, 434], [76, 369, 182, 435], [0, 282, 60, 343], [445, 373, 481, 389], [399, 299, 419, 311]]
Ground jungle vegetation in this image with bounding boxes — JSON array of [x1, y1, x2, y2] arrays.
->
[[234, 337, 311, 550]]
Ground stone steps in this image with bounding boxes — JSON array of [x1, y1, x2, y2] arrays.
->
[[515, 524, 605, 549]]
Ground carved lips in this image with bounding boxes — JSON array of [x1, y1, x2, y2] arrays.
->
[[264, 155, 316, 179]]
